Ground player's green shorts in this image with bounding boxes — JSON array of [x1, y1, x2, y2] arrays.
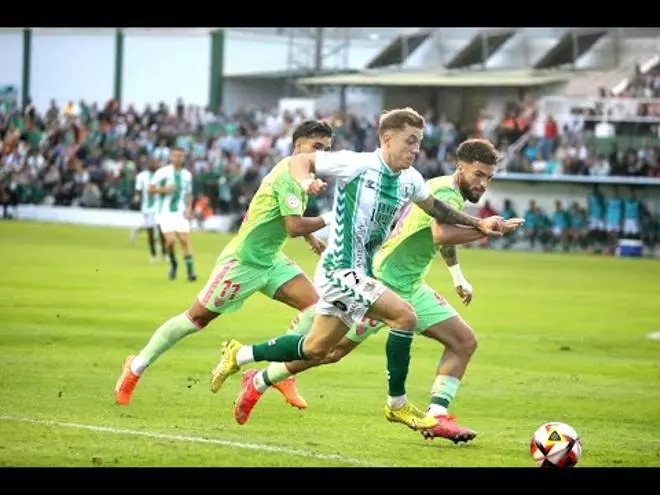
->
[[197, 254, 304, 314], [344, 283, 457, 343]]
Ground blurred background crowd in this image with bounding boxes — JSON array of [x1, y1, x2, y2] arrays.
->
[[1, 92, 658, 253]]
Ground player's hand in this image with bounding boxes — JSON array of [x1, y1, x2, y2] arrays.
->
[[502, 217, 525, 234], [476, 216, 504, 237], [304, 234, 327, 256], [184, 209, 192, 220], [455, 281, 473, 306], [306, 179, 327, 196]]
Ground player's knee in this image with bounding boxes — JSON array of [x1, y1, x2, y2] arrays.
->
[[186, 302, 217, 329], [391, 304, 417, 331], [457, 328, 478, 358]]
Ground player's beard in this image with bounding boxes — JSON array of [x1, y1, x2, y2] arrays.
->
[[456, 174, 480, 203]]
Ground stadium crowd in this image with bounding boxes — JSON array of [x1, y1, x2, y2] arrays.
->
[[618, 62, 660, 99], [0, 93, 658, 254]]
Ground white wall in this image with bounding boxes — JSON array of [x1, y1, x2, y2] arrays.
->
[[123, 33, 210, 110], [0, 30, 23, 103], [30, 31, 115, 111]]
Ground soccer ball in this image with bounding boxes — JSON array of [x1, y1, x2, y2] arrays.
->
[[530, 422, 582, 467]]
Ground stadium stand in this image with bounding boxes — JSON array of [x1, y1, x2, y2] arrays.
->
[[1, 90, 658, 254]]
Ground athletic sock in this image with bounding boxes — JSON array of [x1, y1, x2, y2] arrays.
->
[[130, 312, 200, 375]]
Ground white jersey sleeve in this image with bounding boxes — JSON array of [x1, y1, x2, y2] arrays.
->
[[135, 171, 146, 192], [150, 167, 165, 187], [408, 168, 431, 203], [314, 150, 371, 185]]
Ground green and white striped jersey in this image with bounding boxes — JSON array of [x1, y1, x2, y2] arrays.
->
[[150, 164, 193, 216], [135, 169, 157, 214], [316, 149, 429, 276]]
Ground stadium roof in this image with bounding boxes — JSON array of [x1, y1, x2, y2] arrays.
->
[[225, 68, 360, 80], [444, 29, 518, 69], [365, 29, 435, 69], [532, 28, 609, 69], [296, 69, 572, 88]]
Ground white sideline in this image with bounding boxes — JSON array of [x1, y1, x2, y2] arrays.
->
[[0, 415, 382, 466]]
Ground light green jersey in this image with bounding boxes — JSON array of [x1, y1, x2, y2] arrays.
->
[[374, 175, 465, 295], [316, 149, 429, 277], [151, 164, 193, 215], [219, 158, 308, 268], [135, 169, 157, 213]]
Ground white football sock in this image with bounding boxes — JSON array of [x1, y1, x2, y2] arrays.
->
[[252, 371, 269, 394], [427, 404, 448, 417], [130, 355, 148, 376], [387, 395, 408, 410], [236, 346, 255, 366]]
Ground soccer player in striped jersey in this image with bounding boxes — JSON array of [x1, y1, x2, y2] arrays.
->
[[130, 157, 166, 262], [114, 121, 334, 406], [149, 147, 196, 281], [232, 140, 523, 443], [211, 109, 504, 431]]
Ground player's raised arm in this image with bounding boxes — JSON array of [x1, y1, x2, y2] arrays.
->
[[414, 195, 502, 237], [431, 217, 525, 245], [289, 149, 368, 193], [288, 152, 326, 196], [431, 223, 485, 246]]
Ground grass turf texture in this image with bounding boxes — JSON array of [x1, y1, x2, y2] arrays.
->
[[1, 221, 659, 467]]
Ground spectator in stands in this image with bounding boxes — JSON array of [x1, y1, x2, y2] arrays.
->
[[540, 114, 558, 159], [589, 154, 611, 176]]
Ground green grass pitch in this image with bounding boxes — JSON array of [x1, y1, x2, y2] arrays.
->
[[1, 221, 659, 467]]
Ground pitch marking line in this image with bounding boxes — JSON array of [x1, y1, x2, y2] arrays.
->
[[0, 415, 384, 467]]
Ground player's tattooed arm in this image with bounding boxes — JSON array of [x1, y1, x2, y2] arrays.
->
[[416, 196, 480, 228], [438, 244, 458, 267], [415, 196, 503, 236]]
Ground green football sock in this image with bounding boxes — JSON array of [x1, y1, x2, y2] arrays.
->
[[252, 334, 306, 362], [386, 329, 414, 397], [184, 254, 195, 277]]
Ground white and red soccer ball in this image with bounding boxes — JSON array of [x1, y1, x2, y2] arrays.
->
[[530, 422, 582, 467]]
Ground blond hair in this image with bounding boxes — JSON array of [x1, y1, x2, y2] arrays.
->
[[378, 107, 425, 137]]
